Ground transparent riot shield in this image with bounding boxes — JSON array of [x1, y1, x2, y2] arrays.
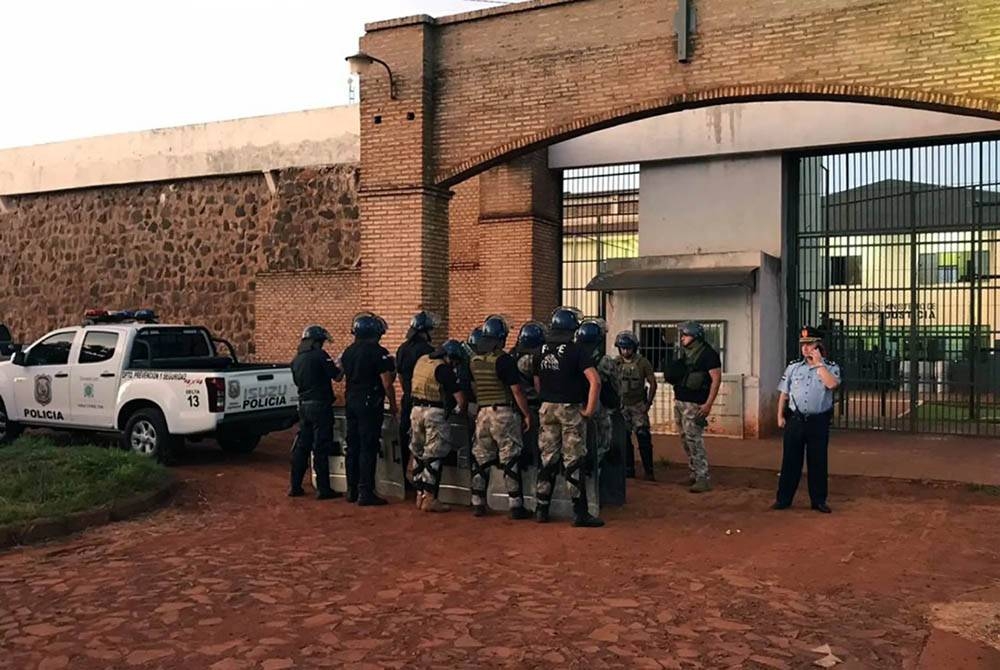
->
[[312, 407, 349, 493], [599, 410, 628, 506], [376, 412, 405, 500], [437, 409, 474, 506], [485, 406, 539, 513], [545, 417, 600, 520], [312, 407, 405, 499], [487, 410, 600, 519]]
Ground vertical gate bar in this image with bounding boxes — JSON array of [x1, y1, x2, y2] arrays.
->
[[909, 148, 919, 433], [973, 141, 984, 432]]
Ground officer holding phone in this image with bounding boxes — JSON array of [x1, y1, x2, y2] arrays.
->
[[773, 326, 841, 513]]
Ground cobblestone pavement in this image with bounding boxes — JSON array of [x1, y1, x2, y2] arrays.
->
[[2, 437, 999, 669]]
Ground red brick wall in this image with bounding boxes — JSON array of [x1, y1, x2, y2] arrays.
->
[[418, 0, 1000, 183], [255, 270, 361, 397]]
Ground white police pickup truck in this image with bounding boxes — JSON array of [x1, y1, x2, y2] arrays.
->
[[0, 311, 298, 462]]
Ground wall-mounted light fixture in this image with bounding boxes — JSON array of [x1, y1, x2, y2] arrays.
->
[[345, 51, 397, 100]]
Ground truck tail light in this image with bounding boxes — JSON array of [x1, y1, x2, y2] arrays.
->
[[205, 377, 226, 413]]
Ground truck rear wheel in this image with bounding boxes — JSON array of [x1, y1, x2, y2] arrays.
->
[[0, 401, 24, 445], [218, 432, 262, 455], [121, 408, 176, 464]]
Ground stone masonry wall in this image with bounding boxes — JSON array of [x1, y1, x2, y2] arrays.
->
[[0, 165, 359, 359]]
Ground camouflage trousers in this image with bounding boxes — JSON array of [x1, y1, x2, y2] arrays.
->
[[674, 400, 709, 481], [410, 406, 453, 494], [536, 402, 588, 504], [471, 406, 524, 508], [593, 405, 612, 464], [621, 400, 651, 432]]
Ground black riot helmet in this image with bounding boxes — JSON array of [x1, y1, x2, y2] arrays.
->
[[481, 315, 510, 349], [549, 306, 583, 343], [614, 330, 639, 352], [573, 319, 606, 346], [301, 325, 331, 343], [467, 327, 484, 353], [352, 312, 387, 341], [516, 321, 546, 351], [482, 315, 509, 341], [409, 310, 438, 334], [439, 339, 468, 363]]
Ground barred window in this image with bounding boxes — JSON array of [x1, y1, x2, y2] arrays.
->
[[633, 321, 726, 374]]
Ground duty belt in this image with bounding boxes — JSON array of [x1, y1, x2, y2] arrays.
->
[[483, 403, 512, 409], [788, 409, 832, 422], [412, 400, 445, 409]]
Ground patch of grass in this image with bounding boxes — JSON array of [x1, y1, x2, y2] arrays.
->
[[0, 436, 171, 526], [967, 483, 1000, 497]]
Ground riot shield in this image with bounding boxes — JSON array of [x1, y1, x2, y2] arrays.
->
[[487, 410, 600, 520], [485, 406, 540, 513], [437, 410, 474, 506], [376, 412, 405, 500], [312, 407, 349, 493], [311, 407, 405, 499], [599, 410, 628, 506]]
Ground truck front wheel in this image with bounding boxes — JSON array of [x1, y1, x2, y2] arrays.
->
[[121, 408, 177, 464]]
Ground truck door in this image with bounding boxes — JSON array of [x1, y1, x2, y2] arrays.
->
[[71, 330, 123, 428], [13, 331, 77, 426]]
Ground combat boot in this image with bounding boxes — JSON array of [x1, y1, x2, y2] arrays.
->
[[534, 505, 550, 523], [689, 478, 712, 493], [472, 504, 488, 517], [510, 506, 532, 520], [572, 493, 605, 528]]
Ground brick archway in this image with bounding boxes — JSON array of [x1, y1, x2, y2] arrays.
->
[[355, 0, 1000, 343], [437, 84, 1000, 187]]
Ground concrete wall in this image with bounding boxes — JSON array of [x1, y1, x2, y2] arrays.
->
[[639, 156, 784, 258], [549, 101, 1000, 168], [0, 106, 360, 196]]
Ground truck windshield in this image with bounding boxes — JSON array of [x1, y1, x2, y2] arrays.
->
[[133, 328, 216, 360]]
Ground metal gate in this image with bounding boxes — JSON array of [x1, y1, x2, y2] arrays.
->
[[561, 164, 639, 318], [791, 138, 1000, 435]]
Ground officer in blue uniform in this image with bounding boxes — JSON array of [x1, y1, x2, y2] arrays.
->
[[773, 327, 841, 513]]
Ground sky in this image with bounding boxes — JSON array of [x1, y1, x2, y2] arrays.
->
[[0, 0, 513, 150]]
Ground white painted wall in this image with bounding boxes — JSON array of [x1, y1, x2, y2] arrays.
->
[[639, 156, 784, 258], [0, 105, 361, 195], [550, 101, 1000, 168]]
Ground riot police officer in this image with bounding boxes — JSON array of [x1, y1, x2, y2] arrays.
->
[[533, 306, 605, 527], [409, 339, 468, 513], [575, 320, 619, 470], [469, 316, 533, 519], [614, 330, 657, 480], [396, 311, 438, 486], [511, 322, 546, 408], [774, 326, 841, 513], [340, 312, 397, 506], [665, 321, 722, 493], [510, 321, 546, 475], [289, 325, 343, 499]]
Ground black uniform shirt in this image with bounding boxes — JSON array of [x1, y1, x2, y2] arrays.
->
[[494, 352, 520, 387], [395, 337, 435, 397], [674, 345, 722, 404], [534, 341, 595, 405], [291, 343, 342, 404], [341, 340, 395, 403]]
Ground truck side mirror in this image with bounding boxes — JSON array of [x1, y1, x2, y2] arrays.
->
[[11, 350, 26, 366]]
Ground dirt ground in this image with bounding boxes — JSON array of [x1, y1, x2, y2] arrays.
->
[[2, 434, 1000, 670]]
